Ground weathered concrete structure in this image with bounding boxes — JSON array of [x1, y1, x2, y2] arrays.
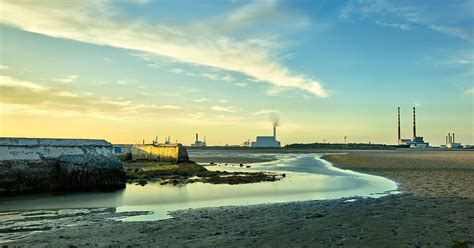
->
[[0, 138, 126, 193], [114, 143, 189, 163]]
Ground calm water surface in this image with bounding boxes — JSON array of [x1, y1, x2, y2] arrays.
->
[[0, 152, 398, 221]]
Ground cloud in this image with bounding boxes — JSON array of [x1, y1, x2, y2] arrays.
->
[[54, 75, 78, 83], [200, 73, 219, 80], [211, 105, 240, 112], [455, 60, 471, 65], [147, 63, 160, 69], [222, 75, 235, 82], [253, 109, 280, 115], [235, 82, 248, 87], [0, 75, 47, 91], [0, 0, 328, 97], [158, 105, 181, 110], [340, 0, 473, 41], [170, 68, 184, 74], [191, 0, 310, 33], [465, 88, 474, 96], [0, 64, 9, 70], [218, 99, 228, 103], [375, 20, 411, 31], [428, 25, 472, 41], [116, 79, 137, 85], [127, 0, 151, 5], [0, 74, 183, 121], [193, 98, 209, 103], [57, 91, 79, 97]]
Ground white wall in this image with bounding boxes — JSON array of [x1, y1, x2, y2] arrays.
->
[[0, 138, 114, 161]]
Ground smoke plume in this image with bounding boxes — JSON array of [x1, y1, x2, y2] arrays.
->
[[270, 112, 280, 127]]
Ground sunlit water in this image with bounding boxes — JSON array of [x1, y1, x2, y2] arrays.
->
[[0, 153, 398, 221]]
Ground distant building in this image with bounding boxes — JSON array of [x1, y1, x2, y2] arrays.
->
[[192, 133, 207, 147], [444, 133, 462, 149], [251, 125, 281, 148], [397, 107, 429, 148]]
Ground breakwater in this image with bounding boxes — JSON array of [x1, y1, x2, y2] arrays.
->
[[0, 138, 126, 193]]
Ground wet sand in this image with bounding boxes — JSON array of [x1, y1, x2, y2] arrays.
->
[[3, 150, 474, 247]]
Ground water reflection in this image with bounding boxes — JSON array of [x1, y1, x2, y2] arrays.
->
[[0, 153, 398, 222]]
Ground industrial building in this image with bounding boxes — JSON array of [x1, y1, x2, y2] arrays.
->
[[443, 133, 462, 148], [192, 133, 207, 147], [397, 107, 429, 148], [251, 125, 281, 148]]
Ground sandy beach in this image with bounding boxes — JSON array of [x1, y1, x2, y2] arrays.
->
[[2, 150, 474, 247]]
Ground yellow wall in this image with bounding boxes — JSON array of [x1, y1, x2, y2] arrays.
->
[[131, 144, 188, 162]]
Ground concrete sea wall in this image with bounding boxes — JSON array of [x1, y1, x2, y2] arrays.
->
[[115, 144, 189, 163], [0, 138, 126, 193]]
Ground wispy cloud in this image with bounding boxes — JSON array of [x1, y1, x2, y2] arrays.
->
[[0, 75, 46, 91], [190, 0, 310, 34], [0, 0, 328, 97], [57, 91, 79, 98], [0, 64, 9, 70], [170, 68, 184, 74], [428, 25, 472, 41], [340, 0, 473, 41], [200, 73, 219, 80], [375, 20, 411, 31], [193, 98, 209, 103], [253, 109, 280, 115], [116, 79, 137, 85], [465, 88, 474, 96], [211, 105, 240, 112], [222, 75, 235, 82], [0, 74, 183, 121], [54, 75, 78, 83], [147, 63, 160, 69]]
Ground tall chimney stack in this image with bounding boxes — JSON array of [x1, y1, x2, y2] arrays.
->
[[412, 107, 417, 141], [446, 135, 448, 144], [273, 125, 277, 138], [448, 133, 451, 143], [397, 107, 401, 143], [195, 133, 198, 143], [453, 133, 455, 143]]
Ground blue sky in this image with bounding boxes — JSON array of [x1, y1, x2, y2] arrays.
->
[[0, 0, 473, 145]]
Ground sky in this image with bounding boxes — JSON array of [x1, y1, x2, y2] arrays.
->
[[0, 0, 473, 146]]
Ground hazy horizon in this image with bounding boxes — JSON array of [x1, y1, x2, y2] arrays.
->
[[0, 0, 473, 146]]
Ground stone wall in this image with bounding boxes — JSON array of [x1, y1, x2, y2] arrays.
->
[[0, 138, 126, 193], [117, 143, 189, 163]]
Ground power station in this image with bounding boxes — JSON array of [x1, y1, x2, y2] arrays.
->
[[251, 124, 281, 148], [397, 107, 429, 148], [443, 133, 462, 148], [192, 133, 207, 147]]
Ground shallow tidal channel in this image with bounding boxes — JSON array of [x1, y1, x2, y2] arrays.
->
[[0, 152, 398, 242]]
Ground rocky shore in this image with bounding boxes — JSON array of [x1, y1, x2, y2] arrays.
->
[[124, 162, 284, 186]]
